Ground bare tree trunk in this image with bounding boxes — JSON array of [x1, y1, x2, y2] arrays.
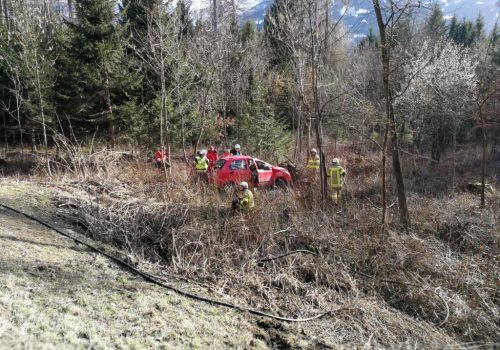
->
[[67, 0, 74, 18], [307, 2, 327, 205], [212, 0, 217, 32], [104, 68, 115, 150], [451, 113, 457, 194], [34, 49, 51, 175], [480, 105, 486, 208], [381, 120, 389, 226], [373, 0, 410, 227], [2, 0, 9, 30], [2, 113, 7, 153]]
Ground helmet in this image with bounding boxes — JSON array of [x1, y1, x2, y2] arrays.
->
[[200, 149, 207, 155], [239, 181, 248, 189], [332, 158, 340, 165], [234, 144, 241, 149], [310, 148, 317, 153]]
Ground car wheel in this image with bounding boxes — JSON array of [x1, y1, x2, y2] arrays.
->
[[275, 178, 287, 188]]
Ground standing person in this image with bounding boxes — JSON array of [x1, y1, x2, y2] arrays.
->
[[326, 158, 346, 205], [207, 145, 218, 173], [230, 144, 241, 156], [223, 147, 231, 158], [248, 159, 258, 186], [154, 146, 169, 168], [194, 149, 209, 183], [231, 181, 254, 213], [306, 148, 320, 182]]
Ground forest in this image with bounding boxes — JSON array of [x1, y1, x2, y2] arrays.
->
[[0, 0, 498, 349]]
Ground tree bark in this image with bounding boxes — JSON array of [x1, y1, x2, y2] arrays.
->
[[67, 0, 74, 18], [373, 0, 410, 227], [480, 105, 486, 208], [34, 48, 51, 175], [103, 68, 115, 150]]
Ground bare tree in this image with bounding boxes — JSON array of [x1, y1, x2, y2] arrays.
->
[[372, 0, 415, 227]]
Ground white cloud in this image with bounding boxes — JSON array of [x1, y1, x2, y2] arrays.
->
[[476, 0, 484, 4], [443, 15, 454, 20], [356, 8, 370, 15]]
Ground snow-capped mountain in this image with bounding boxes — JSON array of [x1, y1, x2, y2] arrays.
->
[[240, 0, 499, 36]]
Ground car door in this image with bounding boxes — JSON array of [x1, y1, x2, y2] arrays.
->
[[228, 159, 252, 184], [256, 160, 273, 185]]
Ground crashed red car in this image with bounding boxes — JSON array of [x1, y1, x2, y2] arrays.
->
[[209, 155, 292, 188]]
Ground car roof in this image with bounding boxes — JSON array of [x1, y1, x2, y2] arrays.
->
[[220, 155, 252, 160]]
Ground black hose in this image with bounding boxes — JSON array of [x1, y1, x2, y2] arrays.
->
[[0, 203, 336, 322]]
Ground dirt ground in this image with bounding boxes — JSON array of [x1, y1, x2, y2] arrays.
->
[[0, 186, 269, 349]]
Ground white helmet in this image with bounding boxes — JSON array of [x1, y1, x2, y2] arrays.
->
[[200, 149, 207, 155], [239, 181, 248, 189], [234, 144, 241, 149], [311, 148, 317, 153], [332, 158, 340, 165]]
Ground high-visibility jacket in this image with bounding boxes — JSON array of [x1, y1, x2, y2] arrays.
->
[[327, 165, 346, 188], [239, 189, 254, 211], [195, 156, 208, 171], [306, 155, 320, 170]]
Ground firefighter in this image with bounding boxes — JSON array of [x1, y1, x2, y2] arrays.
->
[[232, 181, 254, 213], [207, 145, 218, 173], [230, 144, 241, 156], [326, 158, 346, 204], [194, 149, 209, 183], [306, 148, 320, 182]]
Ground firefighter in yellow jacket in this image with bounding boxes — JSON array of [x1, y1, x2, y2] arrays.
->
[[306, 148, 320, 182], [326, 158, 346, 204], [232, 181, 254, 213], [194, 149, 209, 183]]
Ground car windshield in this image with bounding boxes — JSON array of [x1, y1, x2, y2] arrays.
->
[[215, 159, 226, 169]]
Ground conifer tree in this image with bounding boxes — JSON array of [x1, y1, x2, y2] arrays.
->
[[426, 4, 447, 40], [56, 0, 138, 149]]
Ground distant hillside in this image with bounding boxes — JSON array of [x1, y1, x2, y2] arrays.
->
[[241, 0, 499, 37]]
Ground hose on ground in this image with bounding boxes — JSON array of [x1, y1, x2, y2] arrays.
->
[[0, 203, 337, 322]]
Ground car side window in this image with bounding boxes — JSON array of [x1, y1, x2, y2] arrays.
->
[[229, 160, 247, 170], [256, 161, 270, 171]]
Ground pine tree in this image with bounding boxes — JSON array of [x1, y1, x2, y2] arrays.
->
[[474, 14, 486, 43], [359, 27, 378, 48], [426, 4, 447, 40], [264, 0, 296, 69], [55, 0, 139, 148]]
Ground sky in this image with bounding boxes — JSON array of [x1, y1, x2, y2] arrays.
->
[[177, 0, 262, 12]]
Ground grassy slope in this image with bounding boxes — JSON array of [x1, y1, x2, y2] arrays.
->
[[0, 181, 267, 350]]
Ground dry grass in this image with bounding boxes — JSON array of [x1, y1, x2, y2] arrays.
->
[[2, 142, 499, 349]]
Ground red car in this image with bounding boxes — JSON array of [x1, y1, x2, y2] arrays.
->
[[209, 155, 292, 189]]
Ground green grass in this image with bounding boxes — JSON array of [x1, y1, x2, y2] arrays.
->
[[0, 182, 268, 350]]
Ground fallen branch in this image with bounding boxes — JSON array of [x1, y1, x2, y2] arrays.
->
[[365, 196, 395, 210], [258, 250, 319, 263]]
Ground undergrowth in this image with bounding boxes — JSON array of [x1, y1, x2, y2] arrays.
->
[[18, 142, 500, 348]]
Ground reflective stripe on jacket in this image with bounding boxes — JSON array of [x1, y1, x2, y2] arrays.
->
[[306, 156, 320, 170], [327, 165, 346, 188], [195, 156, 208, 171], [240, 189, 254, 210]]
